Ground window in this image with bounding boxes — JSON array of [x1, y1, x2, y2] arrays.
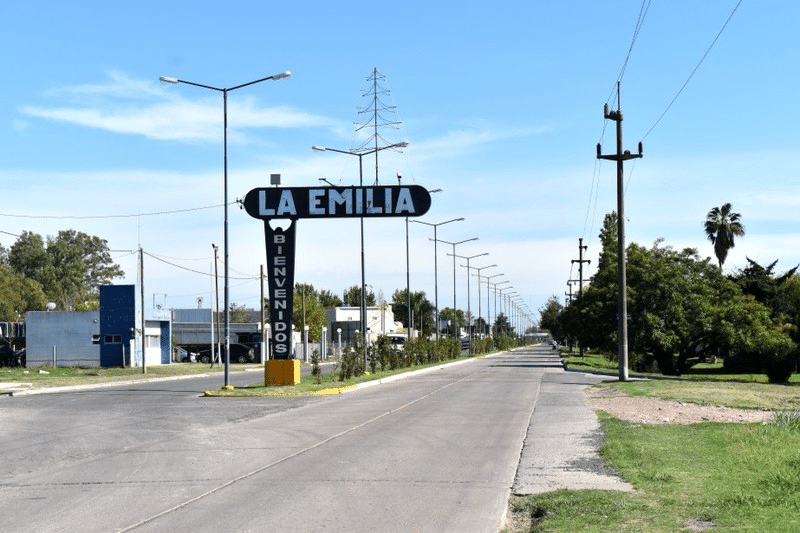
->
[[92, 335, 100, 345], [105, 334, 122, 344], [145, 335, 160, 348]]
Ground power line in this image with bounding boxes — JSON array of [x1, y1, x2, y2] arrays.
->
[[639, 0, 744, 142], [0, 203, 225, 220]]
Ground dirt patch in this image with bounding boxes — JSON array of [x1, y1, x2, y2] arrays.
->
[[587, 386, 774, 425]]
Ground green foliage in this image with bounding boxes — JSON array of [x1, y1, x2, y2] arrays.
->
[[373, 334, 399, 372], [7, 229, 123, 310], [562, 226, 798, 380], [0, 264, 48, 321], [537, 295, 563, 339], [342, 284, 376, 307], [493, 312, 513, 337], [293, 283, 328, 342], [311, 349, 322, 384], [391, 289, 434, 337], [704, 202, 745, 270], [471, 336, 494, 355], [494, 333, 511, 352]]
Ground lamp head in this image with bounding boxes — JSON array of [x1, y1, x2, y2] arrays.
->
[[272, 71, 292, 80], [311, 145, 326, 152], [159, 76, 178, 85]]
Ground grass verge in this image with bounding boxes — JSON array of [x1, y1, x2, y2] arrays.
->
[[203, 356, 477, 397], [505, 378, 800, 532], [0, 363, 248, 391]]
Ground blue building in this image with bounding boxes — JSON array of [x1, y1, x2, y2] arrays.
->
[[25, 285, 171, 368]]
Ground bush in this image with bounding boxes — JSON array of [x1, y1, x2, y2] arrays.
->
[[761, 344, 798, 384], [311, 349, 322, 384]]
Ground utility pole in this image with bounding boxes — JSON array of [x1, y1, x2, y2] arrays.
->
[[571, 237, 591, 356], [597, 82, 643, 381]]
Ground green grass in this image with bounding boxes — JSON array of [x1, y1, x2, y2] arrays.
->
[[0, 355, 480, 395], [204, 356, 477, 396], [505, 377, 800, 533], [564, 351, 800, 384], [0, 362, 258, 391], [507, 414, 800, 532]]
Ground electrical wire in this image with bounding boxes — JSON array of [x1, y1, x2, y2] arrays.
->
[[639, 0, 744, 142], [0, 203, 225, 220]]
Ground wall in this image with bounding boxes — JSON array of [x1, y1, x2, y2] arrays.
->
[[25, 311, 100, 367]]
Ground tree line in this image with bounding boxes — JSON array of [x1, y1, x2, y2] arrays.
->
[[540, 208, 800, 383], [1, 230, 124, 320]]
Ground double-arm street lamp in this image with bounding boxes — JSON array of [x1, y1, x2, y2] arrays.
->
[[312, 141, 408, 371], [435, 237, 478, 339], [455, 255, 490, 350], [466, 262, 496, 341], [159, 70, 291, 387], [411, 218, 464, 342]]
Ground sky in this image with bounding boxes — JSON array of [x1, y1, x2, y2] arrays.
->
[[2, 0, 799, 325]]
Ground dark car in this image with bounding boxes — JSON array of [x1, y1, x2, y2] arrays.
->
[[0, 345, 24, 367], [196, 343, 255, 364]]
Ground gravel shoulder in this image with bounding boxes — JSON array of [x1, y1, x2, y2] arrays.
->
[[586, 385, 775, 425]]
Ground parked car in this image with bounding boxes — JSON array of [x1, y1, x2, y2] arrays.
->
[[0, 345, 25, 367], [196, 343, 255, 364]]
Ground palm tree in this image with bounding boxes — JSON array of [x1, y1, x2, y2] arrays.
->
[[704, 203, 745, 270]]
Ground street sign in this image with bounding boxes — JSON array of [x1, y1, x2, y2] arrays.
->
[[243, 185, 431, 220]]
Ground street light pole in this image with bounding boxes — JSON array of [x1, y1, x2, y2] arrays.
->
[[484, 274, 504, 337], [313, 141, 409, 371], [455, 255, 491, 351], [159, 70, 291, 387], [411, 218, 465, 342], [435, 237, 478, 339]]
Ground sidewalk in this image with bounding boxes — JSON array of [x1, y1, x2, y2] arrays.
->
[[512, 349, 634, 494]]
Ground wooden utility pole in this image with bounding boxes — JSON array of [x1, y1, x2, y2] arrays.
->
[[597, 83, 643, 381], [571, 238, 591, 356]]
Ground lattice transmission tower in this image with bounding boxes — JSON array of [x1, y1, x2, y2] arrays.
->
[[354, 67, 403, 185]]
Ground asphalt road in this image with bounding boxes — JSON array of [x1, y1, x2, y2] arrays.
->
[[0, 345, 610, 532]]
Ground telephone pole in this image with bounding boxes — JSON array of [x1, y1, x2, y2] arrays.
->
[[571, 238, 591, 356], [597, 82, 643, 381]]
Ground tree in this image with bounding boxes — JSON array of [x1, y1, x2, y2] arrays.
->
[[538, 296, 563, 340], [318, 289, 343, 308], [0, 264, 48, 321], [439, 307, 466, 336], [704, 203, 745, 270], [343, 284, 376, 307], [391, 289, 434, 337], [8, 230, 124, 309], [293, 285, 327, 342], [494, 313, 513, 337]]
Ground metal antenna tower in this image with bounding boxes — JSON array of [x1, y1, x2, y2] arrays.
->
[[355, 68, 402, 185]]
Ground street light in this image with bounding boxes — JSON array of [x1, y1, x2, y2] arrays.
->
[[399, 180, 442, 344], [160, 70, 291, 387], [411, 217, 465, 342], [312, 141, 409, 371], [490, 279, 510, 338], [435, 237, 478, 339], [454, 255, 490, 351], [463, 262, 494, 343]]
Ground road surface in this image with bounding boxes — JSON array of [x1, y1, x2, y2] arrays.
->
[[0, 345, 618, 532]]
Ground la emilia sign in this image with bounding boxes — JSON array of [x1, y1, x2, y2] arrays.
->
[[243, 185, 431, 220], [244, 185, 432, 361]]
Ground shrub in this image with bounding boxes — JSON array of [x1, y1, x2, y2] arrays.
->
[[311, 349, 322, 384], [761, 344, 798, 384]]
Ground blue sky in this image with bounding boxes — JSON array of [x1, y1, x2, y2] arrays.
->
[[2, 0, 799, 323]]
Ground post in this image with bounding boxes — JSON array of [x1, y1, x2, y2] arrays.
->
[[140, 247, 146, 373], [597, 83, 643, 381]]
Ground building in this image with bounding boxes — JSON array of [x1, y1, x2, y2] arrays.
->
[[25, 285, 171, 368], [326, 304, 404, 345]]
